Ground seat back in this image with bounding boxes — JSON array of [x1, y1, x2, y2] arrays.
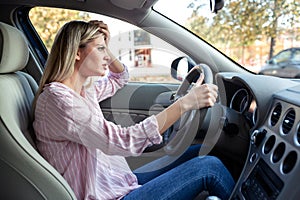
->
[[0, 22, 76, 200]]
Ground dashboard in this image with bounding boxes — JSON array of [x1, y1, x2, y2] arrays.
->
[[215, 73, 300, 200]]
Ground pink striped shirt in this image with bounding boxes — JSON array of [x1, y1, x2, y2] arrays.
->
[[33, 68, 162, 200]]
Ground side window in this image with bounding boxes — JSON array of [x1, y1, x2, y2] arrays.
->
[[292, 49, 300, 62], [273, 50, 292, 64], [29, 7, 185, 84]]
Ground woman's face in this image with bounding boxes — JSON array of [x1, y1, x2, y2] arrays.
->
[[77, 35, 110, 77]]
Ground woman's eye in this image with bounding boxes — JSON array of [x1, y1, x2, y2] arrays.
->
[[98, 46, 105, 52]]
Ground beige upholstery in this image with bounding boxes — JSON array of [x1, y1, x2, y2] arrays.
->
[[0, 22, 29, 73], [0, 22, 76, 199]]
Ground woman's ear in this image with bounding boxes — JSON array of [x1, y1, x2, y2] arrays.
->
[[75, 49, 81, 61]]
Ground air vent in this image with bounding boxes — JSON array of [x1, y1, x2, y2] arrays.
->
[[282, 109, 296, 134], [270, 103, 282, 126], [297, 124, 300, 145]]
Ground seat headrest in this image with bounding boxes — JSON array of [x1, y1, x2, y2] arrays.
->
[[0, 22, 29, 73]]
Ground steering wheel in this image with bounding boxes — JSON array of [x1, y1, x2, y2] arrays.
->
[[164, 63, 213, 156]]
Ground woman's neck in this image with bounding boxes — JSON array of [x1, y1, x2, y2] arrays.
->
[[61, 73, 86, 94]]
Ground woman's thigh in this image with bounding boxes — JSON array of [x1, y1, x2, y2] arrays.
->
[[134, 144, 201, 185], [124, 156, 235, 200]]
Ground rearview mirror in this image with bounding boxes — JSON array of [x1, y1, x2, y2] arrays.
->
[[210, 0, 224, 13], [171, 56, 196, 81]]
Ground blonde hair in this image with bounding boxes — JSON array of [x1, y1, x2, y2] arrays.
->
[[33, 20, 102, 111]]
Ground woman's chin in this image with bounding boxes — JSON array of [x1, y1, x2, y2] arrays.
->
[[93, 69, 107, 77]]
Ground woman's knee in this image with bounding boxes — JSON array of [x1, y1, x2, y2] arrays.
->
[[193, 156, 235, 199], [192, 156, 232, 180], [194, 155, 223, 169]]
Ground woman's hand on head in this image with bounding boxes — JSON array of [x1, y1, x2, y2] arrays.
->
[[180, 74, 218, 112], [89, 20, 110, 46]]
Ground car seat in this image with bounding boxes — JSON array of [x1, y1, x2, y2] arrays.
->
[[0, 22, 76, 199]]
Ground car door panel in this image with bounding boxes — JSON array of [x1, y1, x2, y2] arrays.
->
[[100, 82, 179, 127]]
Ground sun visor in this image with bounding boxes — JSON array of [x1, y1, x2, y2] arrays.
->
[[110, 0, 147, 10]]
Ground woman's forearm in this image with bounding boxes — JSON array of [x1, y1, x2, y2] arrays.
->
[[108, 50, 124, 73], [155, 98, 188, 134]]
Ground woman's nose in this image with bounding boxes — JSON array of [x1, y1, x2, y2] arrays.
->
[[104, 54, 111, 61]]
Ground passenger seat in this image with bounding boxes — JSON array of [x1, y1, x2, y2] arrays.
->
[[0, 22, 76, 199]]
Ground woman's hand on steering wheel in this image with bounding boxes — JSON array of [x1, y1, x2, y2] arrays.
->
[[179, 71, 218, 112]]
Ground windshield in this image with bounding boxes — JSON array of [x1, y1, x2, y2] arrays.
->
[[154, 0, 300, 78]]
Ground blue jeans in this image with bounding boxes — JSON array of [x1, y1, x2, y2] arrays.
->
[[122, 145, 235, 200]]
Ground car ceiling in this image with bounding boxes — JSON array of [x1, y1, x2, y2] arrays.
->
[[0, 0, 158, 26]]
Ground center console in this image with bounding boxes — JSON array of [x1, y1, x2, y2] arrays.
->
[[241, 159, 283, 199], [230, 96, 300, 200]]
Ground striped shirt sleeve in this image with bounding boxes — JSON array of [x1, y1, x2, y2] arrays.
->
[[42, 83, 162, 157], [93, 65, 129, 102]]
